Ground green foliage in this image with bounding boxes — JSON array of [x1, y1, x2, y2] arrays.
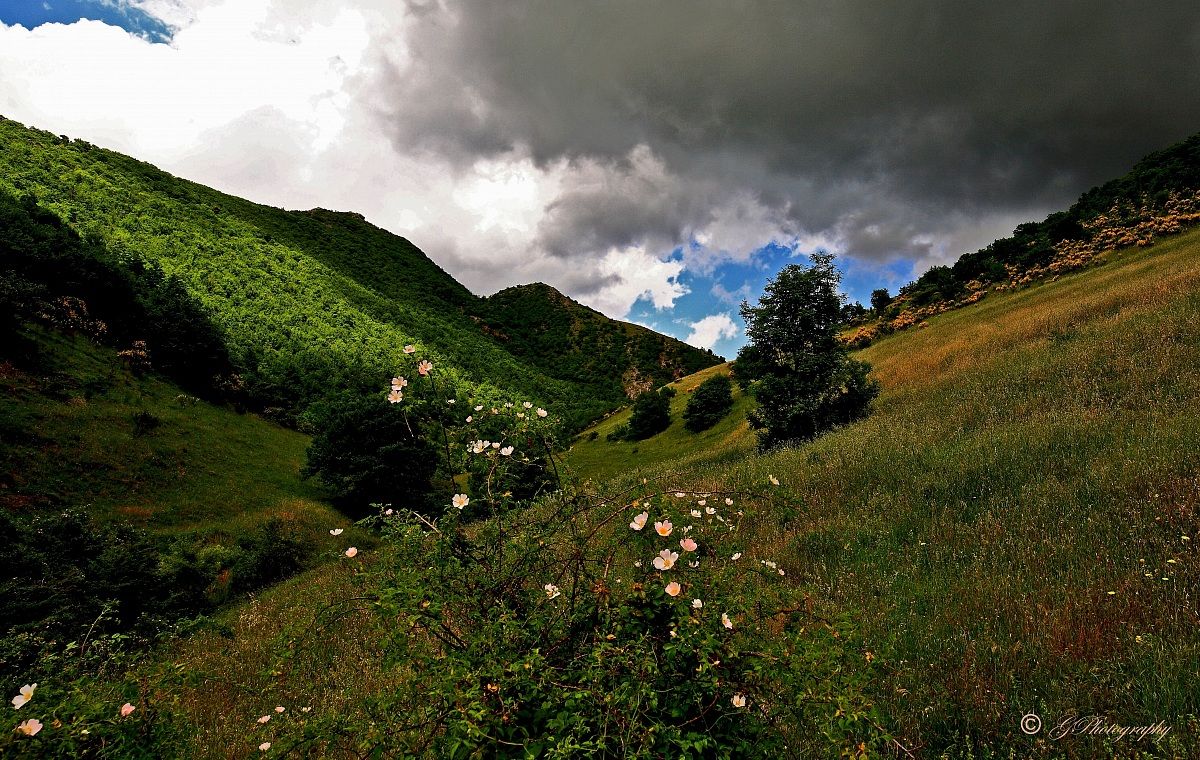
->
[[737, 254, 879, 449], [0, 187, 235, 397], [0, 508, 315, 681], [682, 374, 734, 432], [302, 393, 440, 515], [899, 129, 1200, 307], [624, 388, 672, 440], [0, 118, 719, 430], [264, 419, 889, 757], [870, 287, 891, 312]]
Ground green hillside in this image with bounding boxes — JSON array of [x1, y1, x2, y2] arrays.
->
[[0, 116, 718, 430], [482, 282, 721, 403], [565, 227, 1200, 755]]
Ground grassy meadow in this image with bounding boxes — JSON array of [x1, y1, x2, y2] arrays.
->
[[125, 227, 1200, 758], [559, 228, 1200, 756], [0, 328, 360, 545]]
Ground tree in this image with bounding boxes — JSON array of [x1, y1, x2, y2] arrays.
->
[[869, 288, 891, 313], [624, 388, 672, 440], [736, 253, 879, 449], [303, 394, 439, 514], [683, 374, 734, 432]]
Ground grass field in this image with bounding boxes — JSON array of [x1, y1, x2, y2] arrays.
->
[[0, 328, 358, 544], [561, 229, 1200, 756], [120, 228, 1200, 758]]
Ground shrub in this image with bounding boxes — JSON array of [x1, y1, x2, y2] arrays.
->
[[683, 374, 734, 432], [262, 412, 891, 757], [302, 393, 440, 515]]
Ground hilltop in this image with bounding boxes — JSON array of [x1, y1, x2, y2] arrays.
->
[[0, 116, 719, 430]]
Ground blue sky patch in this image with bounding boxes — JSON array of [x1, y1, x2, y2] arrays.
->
[[1, 0, 174, 43]]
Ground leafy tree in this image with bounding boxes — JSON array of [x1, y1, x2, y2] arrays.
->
[[736, 253, 879, 449], [683, 374, 734, 432], [624, 388, 672, 440], [303, 394, 440, 514], [870, 288, 891, 312]]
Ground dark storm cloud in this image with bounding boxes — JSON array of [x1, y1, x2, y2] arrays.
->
[[379, 0, 1200, 265]]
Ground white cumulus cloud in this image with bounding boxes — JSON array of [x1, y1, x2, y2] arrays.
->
[[684, 313, 739, 351]]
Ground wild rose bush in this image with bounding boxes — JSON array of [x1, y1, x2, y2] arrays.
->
[[261, 362, 890, 757]]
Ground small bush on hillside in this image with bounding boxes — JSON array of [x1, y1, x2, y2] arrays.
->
[[736, 253, 879, 449], [683, 374, 734, 432]]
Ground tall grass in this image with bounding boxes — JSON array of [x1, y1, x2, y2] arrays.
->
[[565, 230, 1200, 756]]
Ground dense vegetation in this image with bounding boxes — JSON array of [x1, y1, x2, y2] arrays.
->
[[736, 254, 879, 449], [0, 116, 718, 431], [682, 373, 734, 433]]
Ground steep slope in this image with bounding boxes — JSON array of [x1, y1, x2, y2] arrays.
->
[[0, 116, 717, 430], [481, 282, 721, 403], [848, 128, 1200, 345]]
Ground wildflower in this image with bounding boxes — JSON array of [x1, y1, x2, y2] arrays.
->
[[16, 719, 41, 737], [762, 560, 777, 569], [724, 497, 733, 506], [258, 715, 271, 724], [466, 416, 473, 423], [722, 612, 733, 629], [491, 442, 500, 449], [692, 598, 703, 609], [705, 506, 716, 515], [417, 360, 433, 376], [537, 408, 548, 417], [345, 547, 358, 558], [329, 528, 344, 536], [675, 492, 686, 498], [11, 683, 35, 709], [688, 561, 699, 568], [664, 581, 682, 597], [630, 511, 649, 531], [274, 706, 285, 713], [731, 552, 742, 561], [690, 509, 702, 518], [260, 743, 271, 752], [517, 413, 525, 418], [403, 345, 416, 354], [769, 475, 780, 486], [504, 402, 514, 408], [301, 707, 311, 713], [452, 493, 470, 510], [653, 549, 679, 571], [698, 499, 706, 506], [474, 405, 484, 411], [523, 402, 533, 409], [500, 446, 514, 456], [680, 537, 698, 552], [634, 560, 643, 567], [654, 520, 673, 537], [543, 583, 561, 600], [732, 694, 747, 708], [120, 703, 136, 717], [391, 376, 408, 390], [384, 509, 394, 516], [387, 389, 403, 404], [447, 399, 456, 405]]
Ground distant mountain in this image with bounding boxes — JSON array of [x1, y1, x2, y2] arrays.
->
[[0, 116, 719, 430]]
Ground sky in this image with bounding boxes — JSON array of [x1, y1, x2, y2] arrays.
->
[[3, 1, 1200, 359]]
